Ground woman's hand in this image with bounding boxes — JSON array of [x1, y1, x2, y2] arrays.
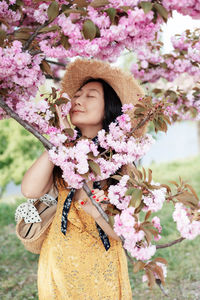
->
[[55, 104, 70, 130], [77, 189, 109, 220]]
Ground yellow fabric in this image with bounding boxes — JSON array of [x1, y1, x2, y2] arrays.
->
[[37, 187, 133, 300]]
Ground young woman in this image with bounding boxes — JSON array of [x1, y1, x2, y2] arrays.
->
[[21, 58, 144, 299]]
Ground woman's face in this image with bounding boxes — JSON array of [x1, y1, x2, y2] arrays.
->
[[69, 81, 105, 133]]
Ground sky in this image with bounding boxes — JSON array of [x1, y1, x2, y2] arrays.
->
[[162, 11, 200, 53]]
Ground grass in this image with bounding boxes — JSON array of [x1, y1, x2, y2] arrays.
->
[[0, 155, 200, 299]]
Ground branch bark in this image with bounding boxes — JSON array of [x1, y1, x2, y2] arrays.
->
[[45, 59, 66, 67], [156, 237, 185, 249]]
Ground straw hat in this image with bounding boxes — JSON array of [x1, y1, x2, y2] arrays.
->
[[61, 58, 147, 136]]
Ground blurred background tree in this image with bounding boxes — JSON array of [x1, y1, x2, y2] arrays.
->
[[0, 118, 43, 197]]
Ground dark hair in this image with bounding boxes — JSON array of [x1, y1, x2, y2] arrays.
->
[[53, 78, 122, 190]]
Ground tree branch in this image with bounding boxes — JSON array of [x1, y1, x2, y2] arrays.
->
[[156, 237, 185, 249], [130, 113, 151, 135], [0, 97, 53, 150], [45, 59, 66, 67], [22, 10, 62, 51], [0, 97, 110, 223]]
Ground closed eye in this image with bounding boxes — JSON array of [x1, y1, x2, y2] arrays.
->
[[73, 94, 80, 98]]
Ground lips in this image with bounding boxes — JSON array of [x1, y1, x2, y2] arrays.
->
[[72, 110, 84, 113]]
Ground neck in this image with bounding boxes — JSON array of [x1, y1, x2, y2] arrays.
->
[[78, 125, 102, 139]]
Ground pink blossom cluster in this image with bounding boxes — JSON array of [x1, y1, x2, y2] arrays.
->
[[48, 118, 154, 188], [96, 134, 154, 181], [15, 95, 74, 143], [131, 28, 200, 83], [48, 139, 99, 189], [16, 99, 53, 134], [0, 41, 45, 120], [162, 0, 200, 19], [108, 175, 131, 210], [108, 176, 164, 259], [108, 175, 166, 212], [0, 1, 21, 26], [114, 207, 156, 260], [142, 184, 167, 212], [173, 203, 200, 240], [131, 46, 200, 83], [152, 216, 162, 241], [38, 6, 163, 62], [152, 90, 200, 122]]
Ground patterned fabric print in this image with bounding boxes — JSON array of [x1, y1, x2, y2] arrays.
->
[[61, 188, 75, 235], [38, 188, 133, 300], [15, 194, 58, 224]]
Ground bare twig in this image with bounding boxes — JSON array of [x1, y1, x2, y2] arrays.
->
[[130, 114, 151, 135], [156, 237, 185, 249], [22, 20, 50, 51], [22, 9, 62, 51], [45, 59, 66, 67]]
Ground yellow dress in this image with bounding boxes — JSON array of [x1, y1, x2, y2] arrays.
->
[[37, 186, 133, 300]]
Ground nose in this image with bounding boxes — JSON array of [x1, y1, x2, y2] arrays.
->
[[73, 97, 82, 108], [73, 92, 84, 106]]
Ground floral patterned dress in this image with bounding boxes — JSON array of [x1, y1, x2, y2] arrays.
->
[[37, 184, 133, 300]]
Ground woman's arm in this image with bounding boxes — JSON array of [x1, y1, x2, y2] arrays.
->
[[94, 214, 121, 242], [21, 104, 71, 199], [21, 150, 54, 198]]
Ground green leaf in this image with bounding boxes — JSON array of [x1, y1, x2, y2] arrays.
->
[[55, 98, 69, 106], [111, 175, 122, 181], [185, 184, 199, 201], [61, 4, 72, 11], [160, 183, 171, 194], [160, 62, 168, 69], [153, 3, 168, 22], [106, 8, 116, 24], [134, 107, 146, 115], [47, 1, 59, 22], [0, 29, 6, 47], [64, 8, 87, 17], [129, 189, 142, 208], [74, 0, 89, 7], [176, 191, 199, 207], [90, 0, 109, 8], [40, 60, 53, 76], [82, 19, 96, 40], [133, 261, 146, 273], [14, 31, 30, 40], [108, 215, 115, 228], [125, 188, 135, 196], [60, 34, 71, 50], [145, 269, 156, 288], [39, 25, 60, 33], [63, 128, 74, 138], [140, 1, 153, 14], [148, 168, 152, 184], [88, 160, 101, 176], [144, 210, 151, 221], [153, 257, 168, 265]]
